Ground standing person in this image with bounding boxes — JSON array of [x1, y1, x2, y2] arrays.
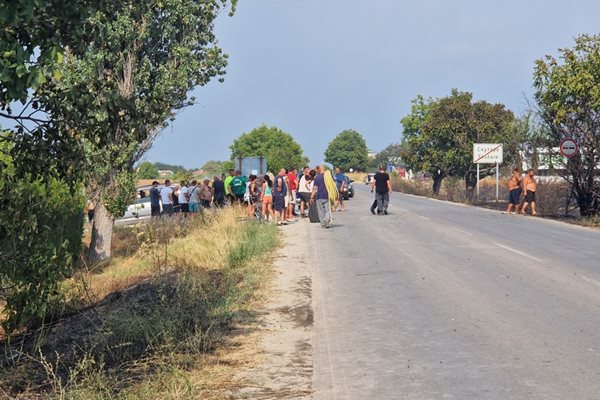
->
[[150, 180, 161, 218], [212, 175, 225, 208], [370, 166, 392, 215], [273, 168, 288, 225], [245, 174, 259, 217], [224, 169, 235, 205], [160, 179, 174, 217], [188, 179, 200, 213], [261, 174, 274, 222], [505, 167, 522, 215], [521, 169, 538, 216], [199, 179, 213, 209], [286, 166, 298, 219], [229, 170, 247, 204], [310, 165, 334, 228], [297, 168, 314, 218], [178, 180, 189, 214], [333, 167, 347, 212]]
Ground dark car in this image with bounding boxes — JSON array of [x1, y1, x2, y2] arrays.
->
[[341, 176, 354, 200]]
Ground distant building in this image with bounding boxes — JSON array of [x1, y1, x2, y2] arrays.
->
[[158, 169, 174, 177]]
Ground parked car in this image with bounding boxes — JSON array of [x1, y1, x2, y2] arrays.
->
[[116, 185, 162, 225], [341, 176, 355, 200]]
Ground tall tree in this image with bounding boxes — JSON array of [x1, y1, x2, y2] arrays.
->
[[45, 0, 237, 261], [229, 125, 308, 172], [370, 143, 403, 170], [401, 90, 515, 196], [324, 129, 368, 172], [534, 34, 600, 216]]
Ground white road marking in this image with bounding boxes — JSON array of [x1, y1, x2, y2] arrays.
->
[[450, 227, 472, 236], [493, 242, 544, 262], [581, 276, 600, 289], [418, 215, 431, 221]]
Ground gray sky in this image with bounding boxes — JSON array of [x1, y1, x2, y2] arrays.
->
[[146, 0, 600, 169]]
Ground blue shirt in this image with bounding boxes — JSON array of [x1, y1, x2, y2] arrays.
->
[[313, 173, 328, 200], [334, 172, 346, 190], [150, 187, 160, 207], [273, 175, 287, 197]]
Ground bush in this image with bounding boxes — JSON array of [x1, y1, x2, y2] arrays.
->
[[0, 176, 84, 332]]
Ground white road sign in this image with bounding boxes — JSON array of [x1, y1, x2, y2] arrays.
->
[[473, 143, 503, 164], [559, 138, 578, 158]]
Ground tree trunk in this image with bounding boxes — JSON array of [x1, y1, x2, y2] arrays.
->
[[89, 202, 115, 262], [432, 171, 444, 196], [464, 169, 478, 202]]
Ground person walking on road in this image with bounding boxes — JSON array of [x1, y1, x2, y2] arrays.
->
[[333, 167, 346, 212], [505, 167, 522, 214], [311, 165, 335, 228], [521, 169, 538, 216], [370, 166, 392, 215]]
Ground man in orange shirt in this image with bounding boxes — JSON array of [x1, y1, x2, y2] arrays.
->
[[521, 169, 538, 216], [505, 167, 522, 214]]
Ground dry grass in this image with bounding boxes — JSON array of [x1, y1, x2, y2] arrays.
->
[[391, 175, 583, 219], [0, 208, 279, 400]]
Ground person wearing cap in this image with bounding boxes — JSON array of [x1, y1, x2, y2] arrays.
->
[[150, 180, 161, 218]]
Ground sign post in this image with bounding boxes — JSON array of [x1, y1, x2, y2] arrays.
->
[[473, 143, 504, 201]]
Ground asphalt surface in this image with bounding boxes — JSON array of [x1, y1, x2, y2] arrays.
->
[[310, 184, 600, 400]]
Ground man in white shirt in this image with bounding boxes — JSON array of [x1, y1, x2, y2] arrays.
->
[[178, 180, 189, 214], [160, 179, 174, 216]]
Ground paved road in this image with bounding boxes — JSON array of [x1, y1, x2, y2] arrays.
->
[[310, 184, 600, 400]]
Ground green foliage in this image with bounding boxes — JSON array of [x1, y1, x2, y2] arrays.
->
[[200, 160, 229, 177], [400, 90, 515, 194], [0, 142, 83, 332], [534, 34, 600, 216], [153, 162, 187, 174], [324, 129, 369, 172], [136, 161, 160, 179], [40, 0, 237, 260], [369, 143, 403, 171], [229, 124, 308, 172]]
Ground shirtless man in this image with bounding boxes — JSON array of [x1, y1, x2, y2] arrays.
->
[[505, 167, 522, 214], [521, 169, 538, 216]]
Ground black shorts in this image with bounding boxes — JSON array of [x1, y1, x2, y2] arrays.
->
[[235, 193, 245, 203], [180, 203, 189, 213], [525, 190, 536, 203], [273, 195, 286, 212], [151, 204, 161, 217], [299, 192, 311, 204], [509, 188, 521, 205]]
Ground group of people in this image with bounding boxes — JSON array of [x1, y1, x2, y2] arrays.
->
[[148, 166, 349, 228], [505, 168, 538, 215]]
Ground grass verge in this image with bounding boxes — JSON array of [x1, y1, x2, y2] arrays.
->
[[0, 209, 278, 399]]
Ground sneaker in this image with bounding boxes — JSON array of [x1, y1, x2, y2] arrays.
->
[[383, 210, 388, 215], [370, 209, 376, 215]]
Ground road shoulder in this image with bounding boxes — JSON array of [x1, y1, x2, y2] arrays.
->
[[232, 219, 314, 399]]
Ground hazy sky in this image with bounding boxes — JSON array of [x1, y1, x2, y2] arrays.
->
[[146, 0, 600, 169]]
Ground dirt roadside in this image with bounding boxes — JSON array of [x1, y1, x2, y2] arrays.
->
[[229, 219, 314, 399]]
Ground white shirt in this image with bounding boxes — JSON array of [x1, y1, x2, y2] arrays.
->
[[160, 186, 173, 205], [178, 186, 188, 204], [298, 175, 313, 193]]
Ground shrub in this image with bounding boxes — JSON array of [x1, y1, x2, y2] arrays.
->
[[0, 176, 84, 332]]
